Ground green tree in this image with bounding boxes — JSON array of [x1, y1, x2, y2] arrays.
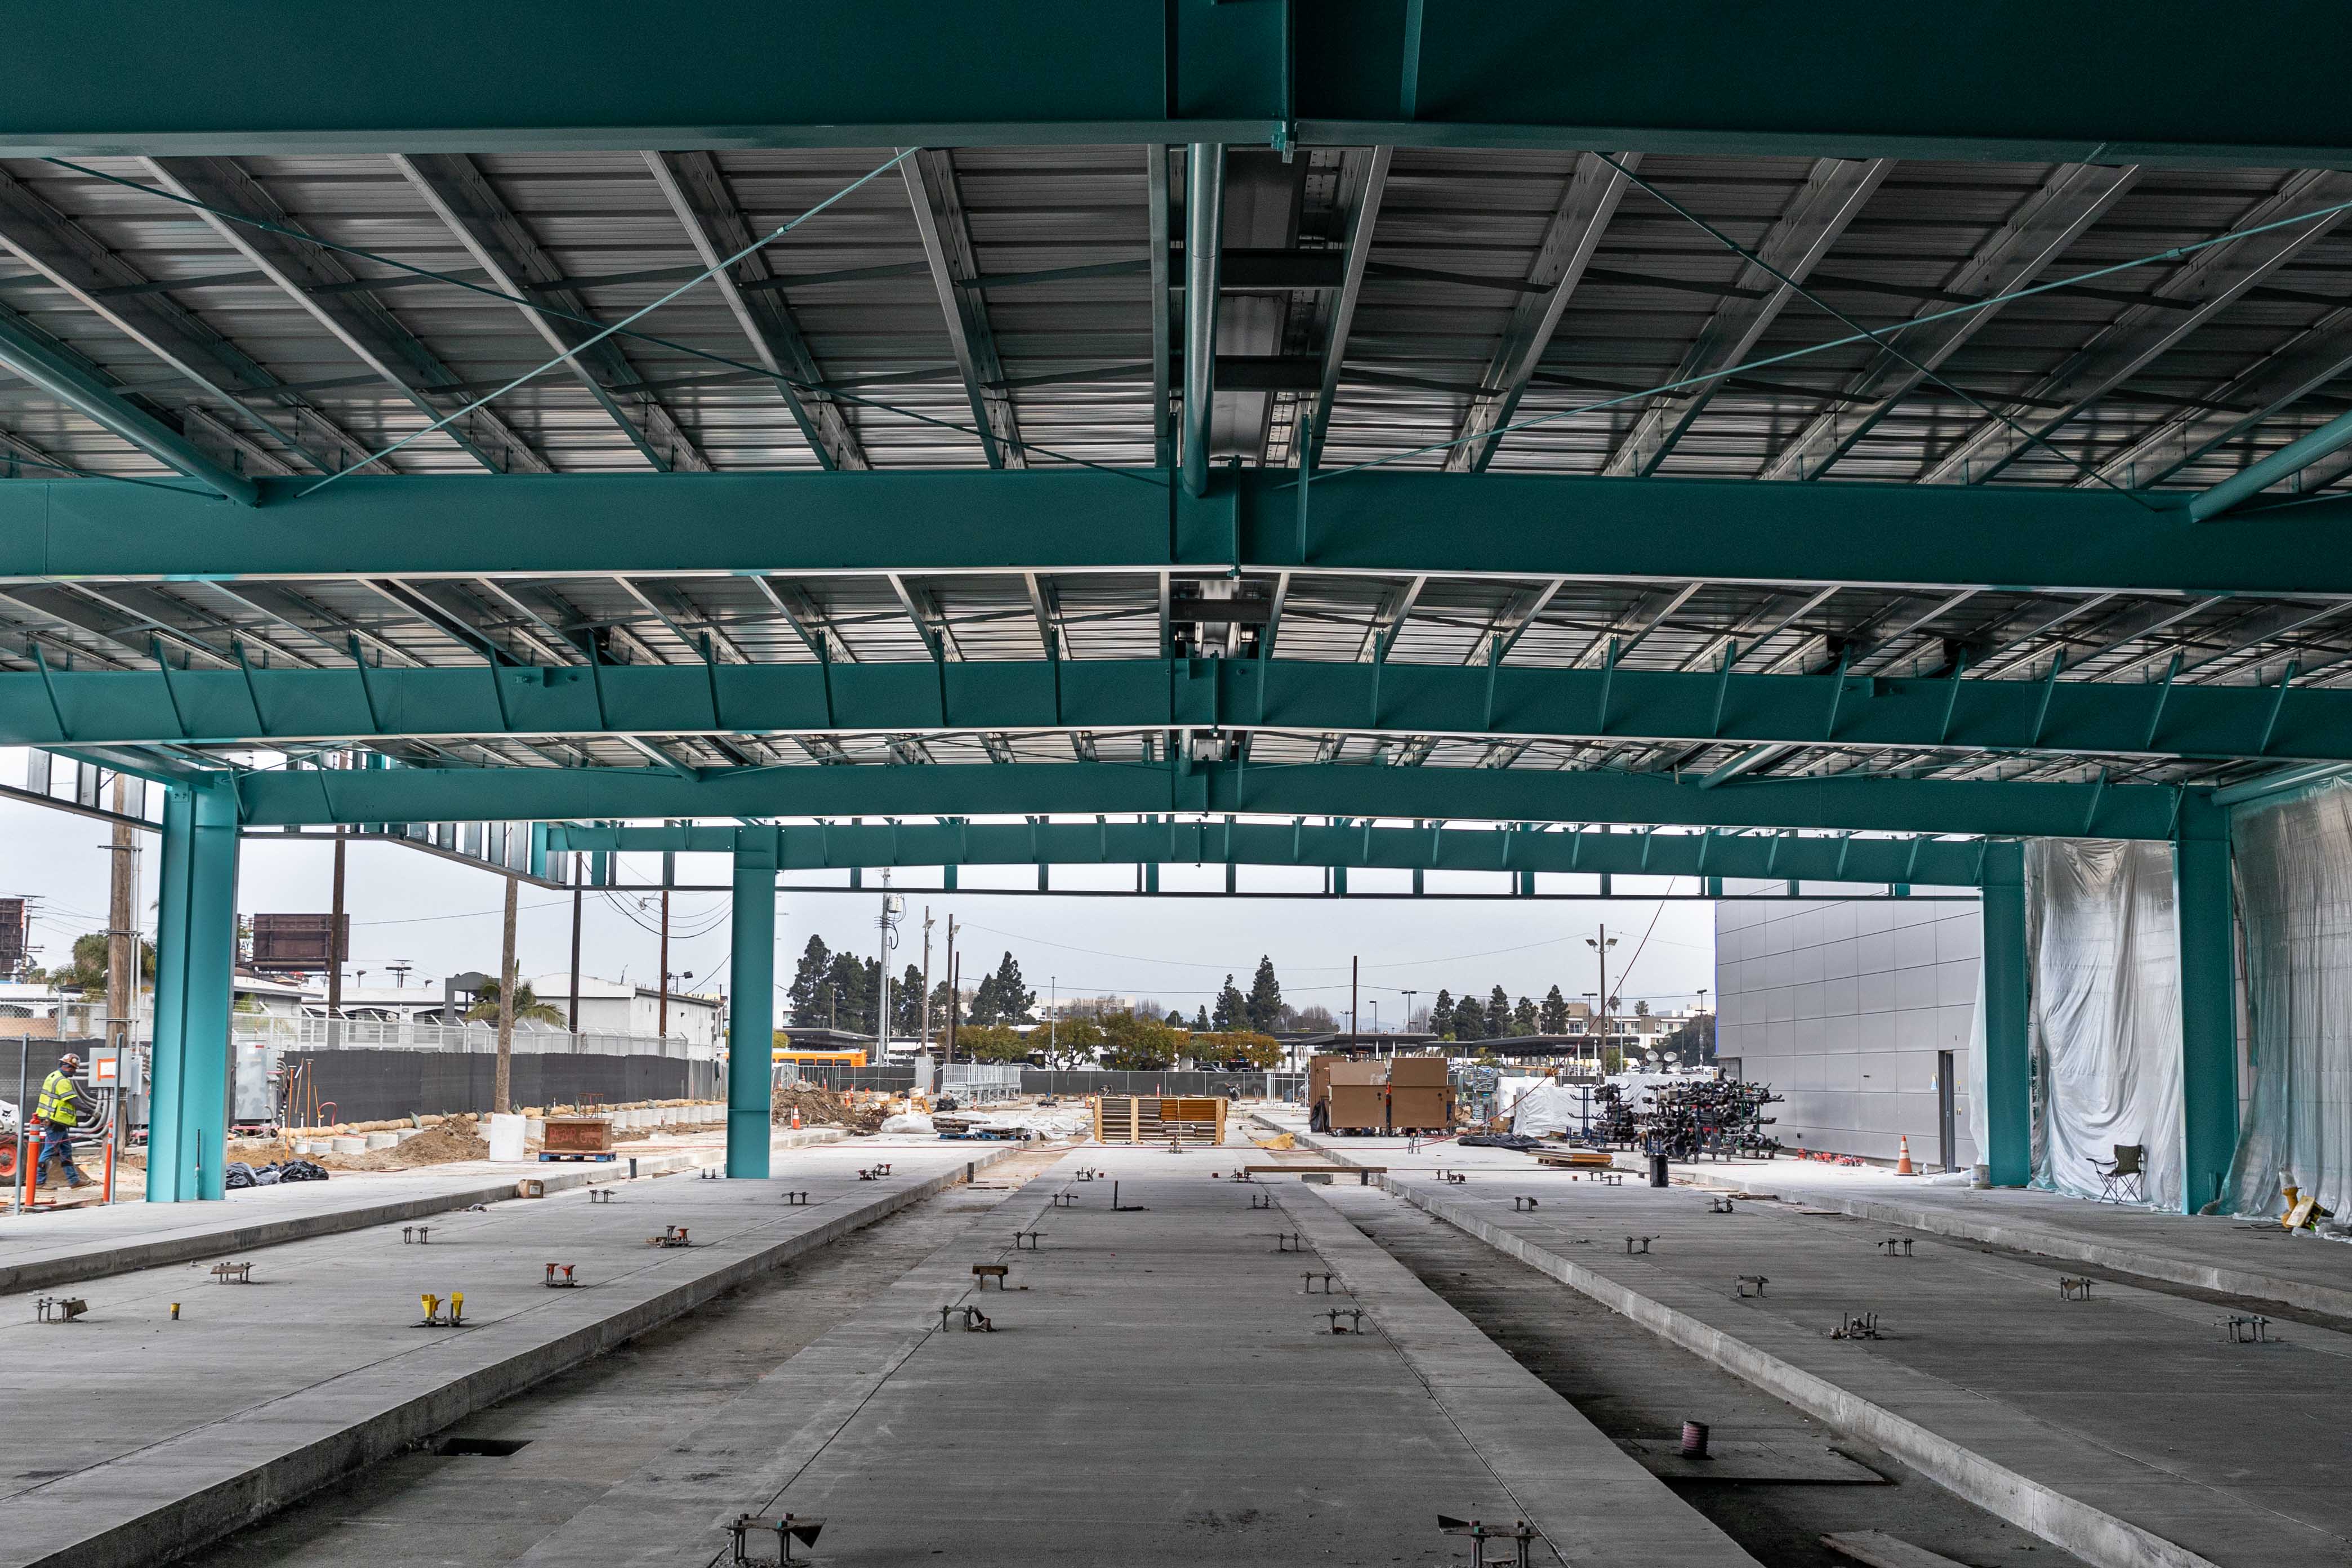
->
[[1540, 985, 1569, 1033], [929, 977, 960, 1037], [1210, 974, 1248, 1031], [1101, 1010, 1184, 1070], [1244, 955, 1284, 1034], [787, 935, 832, 1026], [1485, 985, 1510, 1039], [1197, 1030, 1283, 1070], [464, 979, 564, 1025], [1192, 1004, 1210, 1031], [51, 930, 153, 995], [1432, 988, 1455, 1041], [1511, 996, 1539, 1035], [1601, 1046, 1624, 1075], [972, 951, 1034, 1024], [1634, 998, 1650, 1017], [822, 951, 868, 1032], [1164, 1009, 1187, 1028], [955, 1023, 1032, 1063], [1045, 1014, 1104, 1068], [893, 963, 925, 1037], [1450, 992, 1483, 1041]]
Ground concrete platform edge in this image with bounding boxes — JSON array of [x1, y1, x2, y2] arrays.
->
[[0, 1130, 844, 1297], [33, 1141, 1006, 1568], [1383, 1177, 2216, 1568], [1250, 1120, 2217, 1568], [1665, 1169, 2352, 1322]]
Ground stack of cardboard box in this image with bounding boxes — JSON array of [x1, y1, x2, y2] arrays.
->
[[1307, 1054, 1455, 1135]]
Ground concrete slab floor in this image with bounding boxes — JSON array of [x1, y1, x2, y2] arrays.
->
[[501, 1143, 1762, 1568], [0, 1138, 1011, 1568], [1300, 1143, 2352, 1568], [1259, 1112, 2352, 1322], [172, 1144, 1079, 1568], [1320, 1182, 2095, 1568], [0, 1129, 847, 1297]]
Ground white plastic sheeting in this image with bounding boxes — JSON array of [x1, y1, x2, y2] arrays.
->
[[2025, 840, 2184, 1208], [2225, 781, 2352, 1218], [1509, 1080, 1584, 1137]]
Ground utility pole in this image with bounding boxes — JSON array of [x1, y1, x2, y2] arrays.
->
[[494, 874, 518, 1115], [1350, 955, 1359, 1045], [1587, 926, 1618, 1071], [567, 870, 583, 1032], [921, 906, 935, 1046], [946, 952, 960, 1065], [658, 889, 671, 1038], [325, 825, 346, 1043], [105, 775, 135, 1061]]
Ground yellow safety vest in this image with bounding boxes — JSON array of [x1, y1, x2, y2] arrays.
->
[[34, 1068, 80, 1128]]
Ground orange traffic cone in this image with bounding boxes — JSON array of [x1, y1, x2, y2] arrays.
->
[[790, 1106, 802, 1130], [1895, 1135, 1916, 1175]]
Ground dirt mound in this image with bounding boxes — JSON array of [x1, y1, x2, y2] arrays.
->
[[323, 1113, 491, 1171], [772, 1085, 885, 1133]]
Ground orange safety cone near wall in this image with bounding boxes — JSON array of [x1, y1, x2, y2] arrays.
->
[[1895, 1135, 1916, 1175], [790, 1106, 801, 1130]]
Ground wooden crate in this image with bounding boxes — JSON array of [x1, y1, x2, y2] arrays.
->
[[542, 1117, 613, 1155]]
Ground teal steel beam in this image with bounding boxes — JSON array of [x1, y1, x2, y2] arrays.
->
[[2173, 792, 2238, 1213], [10, 3, 2352, 168], [1980, 839, 2031, 1187], [1180, 144, 1223, 497], [230, 759, 2180, 840], [2188, 405, 2352, 521], [145, 776, 242, 1201], [17, 654, 2352, 764], [727, 831, 776, 1178], [0, 318, 259, 505], [552, 818, 1995, 888], [12, 471, 2352, 596]]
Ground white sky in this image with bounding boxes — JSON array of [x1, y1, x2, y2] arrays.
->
[[0, 762, 1717, 1025]]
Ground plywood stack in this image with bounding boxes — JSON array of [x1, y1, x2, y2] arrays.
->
[[1093, 1095, 1227, 1144]]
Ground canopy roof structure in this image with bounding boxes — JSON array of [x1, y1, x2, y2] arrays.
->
[[5, 2, 2352, 838]]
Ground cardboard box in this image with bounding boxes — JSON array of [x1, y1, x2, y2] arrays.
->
[[1327, 1084, 1389, 1132], [1328, 1060, 1387, 1086], [1387, 1086, 1451, 1132], [1387, 1057, 1449, 1088]]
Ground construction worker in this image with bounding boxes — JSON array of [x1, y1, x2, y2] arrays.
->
[[34, 1052, 91, 1189]]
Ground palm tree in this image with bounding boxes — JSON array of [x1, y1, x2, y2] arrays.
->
[[465, 979, 565, 1026]]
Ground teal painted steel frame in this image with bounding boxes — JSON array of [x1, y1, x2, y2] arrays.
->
[[552, 818, 1997, 889], [10, 2, 2352, 168], [2173, 792, 2238, 1214], [14, 472, 2352, 595], [145, 778, 242, 1202], [12, 655, 2350, 765], [1980, 840, 2031, 1187], [234, 759, 2182, 841], [727, 834, 777, 1178]]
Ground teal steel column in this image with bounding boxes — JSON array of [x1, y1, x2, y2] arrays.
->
[[1981, 840, 2030, 1187], [726, 834, 777, 1178], [2174, 792, 2238, 1213], [145, 778, 242, 1201]]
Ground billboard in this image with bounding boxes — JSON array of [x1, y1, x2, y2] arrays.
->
[[249, 913, 350, 973]]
